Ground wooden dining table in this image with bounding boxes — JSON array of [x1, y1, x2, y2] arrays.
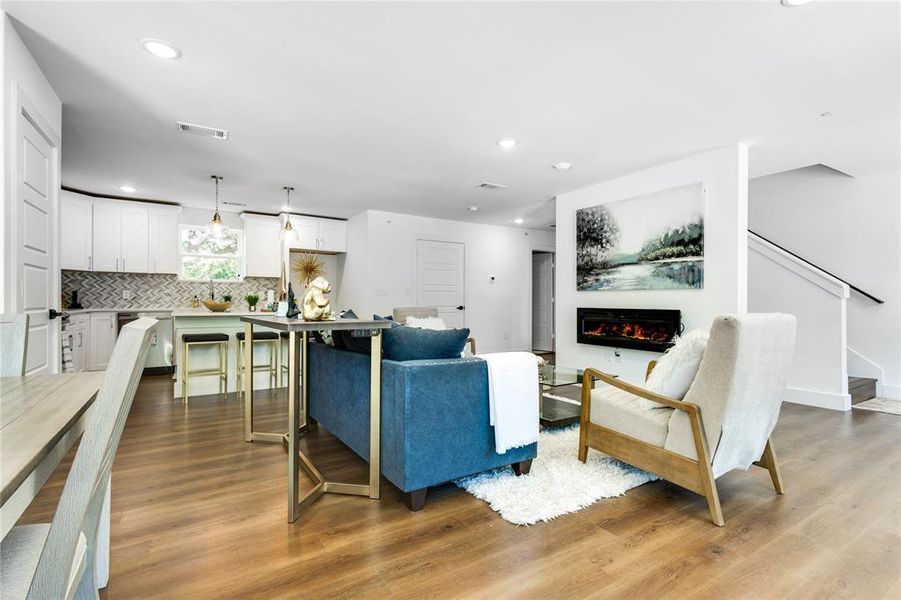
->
[[0, 372, 110, 588]]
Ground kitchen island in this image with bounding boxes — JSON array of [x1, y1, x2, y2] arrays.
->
[[172, 309, 283, 399]]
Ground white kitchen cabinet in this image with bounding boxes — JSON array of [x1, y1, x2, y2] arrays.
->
[[60, 192, 93, 270], [285, 215, 347, 253], [317, 219, 347, 253], [149, 205, 181, 274], [121, 203, 150, 273], [241, 214, 281, 277], [287, 215, 319, 250], [64, 313, 90, 373], [91, 200, 122, 272], [88, 312, 117, 371]]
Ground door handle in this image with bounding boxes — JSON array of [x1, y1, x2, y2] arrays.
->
[[49, 308, 62, 320], [456, 305, 465, 310]]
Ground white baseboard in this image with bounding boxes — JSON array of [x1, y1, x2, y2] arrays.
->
[[784, 386, 851, 411], [881, 383, 901, 401]]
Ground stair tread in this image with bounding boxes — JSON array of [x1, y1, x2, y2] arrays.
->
[[849, 376, 878, 387], [848, 377, 878, 405]]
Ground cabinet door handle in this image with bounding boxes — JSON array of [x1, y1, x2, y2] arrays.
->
[[116, 258, 119, 271], [89, 256, 92, 271], [79, 332, 83, 347]]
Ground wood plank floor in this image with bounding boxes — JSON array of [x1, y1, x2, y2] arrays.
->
[[19, 374, 901, 599]]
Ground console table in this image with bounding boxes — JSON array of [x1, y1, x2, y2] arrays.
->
[[239, 316, 392, 522]]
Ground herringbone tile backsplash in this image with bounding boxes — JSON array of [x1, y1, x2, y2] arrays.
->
[[61, 271, 280, 310]]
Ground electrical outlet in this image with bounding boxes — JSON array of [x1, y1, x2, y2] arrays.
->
[[614, 349, 622, 363], [122, 290, 133, 300]]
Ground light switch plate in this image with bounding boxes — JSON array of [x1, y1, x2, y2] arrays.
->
[[122, 290, 133, 300]]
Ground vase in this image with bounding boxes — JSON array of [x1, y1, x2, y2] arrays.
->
[[249, 305, 257, 312]]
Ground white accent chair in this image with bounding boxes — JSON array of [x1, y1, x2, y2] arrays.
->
[[0, 318, 157, 598], [578, 313, 797, 526], [0, 313, 29, 376]]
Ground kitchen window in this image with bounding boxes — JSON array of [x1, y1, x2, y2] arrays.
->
[[179, 225, 244, 281]]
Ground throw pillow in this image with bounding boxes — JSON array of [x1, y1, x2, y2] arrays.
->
[[405, 315, 447, 330], [332, 309, 372, 354], [639, 328, 709, 409], [383, 326, 471, 362]]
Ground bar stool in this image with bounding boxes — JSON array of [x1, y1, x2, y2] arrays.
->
[[181, 333, 229, 405], [236, 330, 279, 399]]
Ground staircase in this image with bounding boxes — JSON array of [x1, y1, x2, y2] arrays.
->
[[848, 377, 877, 405]]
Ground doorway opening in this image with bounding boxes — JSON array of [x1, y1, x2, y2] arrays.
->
[[531, 250, 555, 354]]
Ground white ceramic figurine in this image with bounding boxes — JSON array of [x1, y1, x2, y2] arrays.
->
[[301, 276, 332, 321]]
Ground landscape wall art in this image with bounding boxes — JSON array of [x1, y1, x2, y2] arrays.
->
[[576, 182, 705, 291]]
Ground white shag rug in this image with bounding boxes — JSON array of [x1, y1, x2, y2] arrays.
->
[[456, 426, 657, 525]]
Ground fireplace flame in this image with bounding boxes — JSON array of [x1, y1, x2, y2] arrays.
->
[[585, 321, 670, 342]]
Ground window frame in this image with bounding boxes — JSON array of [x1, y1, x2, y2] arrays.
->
[[177, 223, 245, 282]]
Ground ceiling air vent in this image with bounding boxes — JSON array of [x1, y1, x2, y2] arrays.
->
[[176, 121, 229, 140], [478, 181, 507, 190]]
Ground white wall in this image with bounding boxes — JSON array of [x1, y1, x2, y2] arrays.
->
[[749, 234, 851, 410], [340, 210, 555, 353], [555, 144, 749, 383], [1, 12, 63, 313], [750, 166, 901, 399]]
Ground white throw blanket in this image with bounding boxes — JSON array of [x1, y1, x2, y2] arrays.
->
[[478, 352, 539, 454]]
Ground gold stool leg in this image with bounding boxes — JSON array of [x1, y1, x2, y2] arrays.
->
[[182, 342, 189, 405], [236, 339, 243, 401]]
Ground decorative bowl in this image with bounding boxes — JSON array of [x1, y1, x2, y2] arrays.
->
[[202, 300, 232, 312]]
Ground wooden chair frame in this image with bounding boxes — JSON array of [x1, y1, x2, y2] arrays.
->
[[578, 362, 784, 526]]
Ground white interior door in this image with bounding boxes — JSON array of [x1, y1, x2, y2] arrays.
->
[[532, 252, 555, 352], [18, 114, 56, 374], [416, 239, 465, 328]]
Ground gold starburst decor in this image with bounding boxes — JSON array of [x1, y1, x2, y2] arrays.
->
[[292, 251, 324, 286]]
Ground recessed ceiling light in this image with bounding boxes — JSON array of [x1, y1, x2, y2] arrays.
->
[[553, 162, 572, 171], [497, 138, 517, 150], [468, 206, 479, 212], [820, 111, 834, 118], [119, 184, 136, 193], [780, 0, 811, 6], [514, 217, 524, 225], [141, 38, 181, 59]]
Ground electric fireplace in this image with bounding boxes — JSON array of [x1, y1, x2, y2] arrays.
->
[[577, 308, 681, 352]]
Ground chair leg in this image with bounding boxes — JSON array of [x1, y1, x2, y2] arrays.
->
[[755, 437, 785, 494], [698, 462, 724, 527]]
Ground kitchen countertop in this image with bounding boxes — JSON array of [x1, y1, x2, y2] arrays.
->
[[171, 309, 277, 318], [66, 308, 175, 314]]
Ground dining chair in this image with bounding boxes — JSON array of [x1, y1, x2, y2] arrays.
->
[[578, 313, 797, 526], [0, 313, 29, 376], [0, 317, 158, 599]]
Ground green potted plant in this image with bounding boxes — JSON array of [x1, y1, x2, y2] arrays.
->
[[245, 294, 260, 312]]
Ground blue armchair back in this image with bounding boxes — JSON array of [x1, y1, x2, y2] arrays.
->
[[307, 342, 537, 493]]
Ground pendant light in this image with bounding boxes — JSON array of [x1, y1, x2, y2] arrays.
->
[[280, 185, 298, 243], [208, 175, 225, 239]]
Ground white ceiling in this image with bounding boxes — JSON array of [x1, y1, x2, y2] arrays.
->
[[5, 1, 899, 227]]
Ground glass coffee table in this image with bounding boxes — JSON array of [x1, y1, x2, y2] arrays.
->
[[538, 364, 603, 428]]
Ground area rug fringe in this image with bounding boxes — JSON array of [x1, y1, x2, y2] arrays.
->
[[456, 426, 656, 525]]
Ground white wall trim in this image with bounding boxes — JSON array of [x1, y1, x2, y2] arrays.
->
[[784, 386, 852, 412], [748, 232, 850, 299]]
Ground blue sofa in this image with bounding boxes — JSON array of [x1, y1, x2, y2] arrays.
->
[[307, 342, 537, 510]]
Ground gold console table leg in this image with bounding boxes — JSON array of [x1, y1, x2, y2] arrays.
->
[[244, 321, 286, 445], [288, 329, 381, 522]]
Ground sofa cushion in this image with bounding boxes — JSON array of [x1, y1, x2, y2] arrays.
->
[[383, 325, 471, 362], [590, 385, 674, 447]]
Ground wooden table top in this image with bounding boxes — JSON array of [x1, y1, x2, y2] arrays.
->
[[0, 372, 104, 504], [240, 315, 393, 332]]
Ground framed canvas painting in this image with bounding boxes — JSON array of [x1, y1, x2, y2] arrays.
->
[[576, 182, 705, 291]]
